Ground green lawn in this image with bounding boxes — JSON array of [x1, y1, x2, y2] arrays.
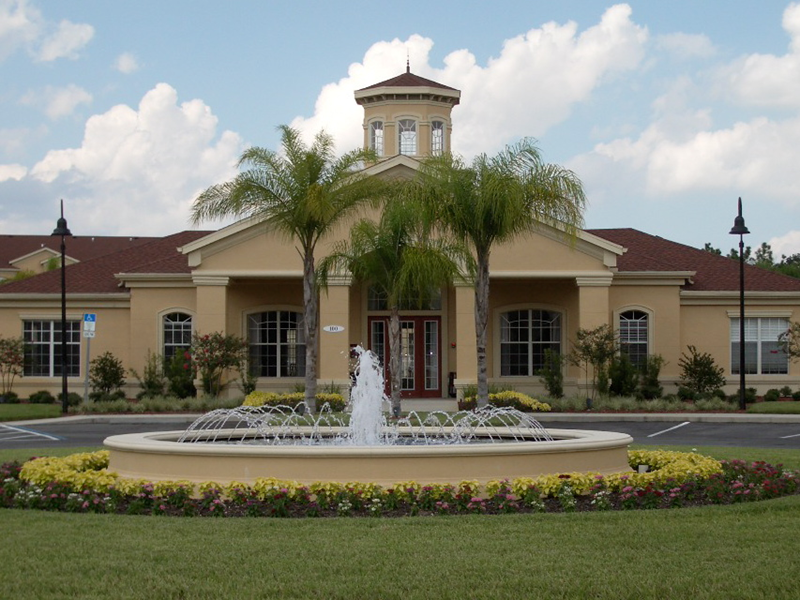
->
[[2, 445, 800, 599], [747, 401, 800, 414], [0, 403, 62, 422]]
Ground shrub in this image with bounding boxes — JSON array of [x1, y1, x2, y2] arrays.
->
[[763, 388, 781, 402], [638, 354, 665, 400], [165, 351, 196, 399], [568, 325, 617, 402], [0, 391, 19, 403], [793, 390, 800, 402], [537, 349, 564, 398], [58, 392, 82, 407], [678, 345, 726, 398], [28, 390, 56, 404], [779, 385, 793, 397], [89, 352, 126, 401], [130, 351, 166, 399], [463, 391, 550, 413], [242, 391, 345, 412], [608, 354, 638, 397]]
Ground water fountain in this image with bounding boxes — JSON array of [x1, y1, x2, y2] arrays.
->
[[104, 348, 633, 485]]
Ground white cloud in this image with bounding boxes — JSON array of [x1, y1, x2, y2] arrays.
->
[[656, 32, 716, 60], [21, 84, 92, 119], [291, 4, 647, 158], [114, 52, 139, 74], [28, 83, 244, 235], [0, 0, 41, 61], [769, 230, 800, 258], [36, 18, 93, 61], [719, 3, 800, 108], [0, 163, 26, 181]]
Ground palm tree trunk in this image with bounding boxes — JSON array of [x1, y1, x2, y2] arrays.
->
[[303, 253, 318, 413], [389, 306, 402, 417], [475, 250, 490, 408]]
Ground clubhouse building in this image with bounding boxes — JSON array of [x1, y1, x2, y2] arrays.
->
[[3, 68, 800, 401]]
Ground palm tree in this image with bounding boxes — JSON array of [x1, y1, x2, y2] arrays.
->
[[318, 188, 465, 415], [412, 139, 586, 407], [191, 125, 383, 411]]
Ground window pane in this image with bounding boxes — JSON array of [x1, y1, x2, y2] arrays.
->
[[23, 320, 80, 377], [247, 311, 305, 378], [398, 119, 417, 155], [500, 309, 561, 376], [370, 121, 384, 156], [431, 120, 444, 155]]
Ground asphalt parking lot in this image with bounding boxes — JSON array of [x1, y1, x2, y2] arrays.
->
[[2, 414, 799, 451]]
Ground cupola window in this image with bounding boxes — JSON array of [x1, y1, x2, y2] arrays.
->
[[398, 119, 417, 155]]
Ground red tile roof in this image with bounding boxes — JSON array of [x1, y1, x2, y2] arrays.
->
[[589, 228, 800, 292], [0, 231, 211, 295], [357, 70, 458, 92], [0, 235, 156, 269], [2, 227, 798, 295]]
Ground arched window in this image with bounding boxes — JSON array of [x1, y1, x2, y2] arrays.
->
[[398, 119, 417, 155], [370, 121, 384, 156], [248, 311, 305, 377], [500, 309, 562, 376], [619, 310, 648, 368], [163, 313, 192, 363], [431, 120, 444, 155]]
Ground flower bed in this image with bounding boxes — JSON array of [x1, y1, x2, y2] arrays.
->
[[242, 391, 346, 412], [2, 450, 798, 517]]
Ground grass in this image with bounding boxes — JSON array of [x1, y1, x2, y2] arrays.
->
[[747, 401, 800, 414], [0, 403, 62, 422], [2, 445, 800, 599], [2, 493, 799, 599]]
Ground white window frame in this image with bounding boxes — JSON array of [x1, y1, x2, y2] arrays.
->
[[730, 315, 789, 375], [498, 308, 563, 377], [162, 311, 193, 363], [369, 120, 384, 156], [617, 308, 651, 369], [247, 310, 306, 378], [22, 319, 81, 377], [398, 119, 417, 155], [430, 120, 445, 155]]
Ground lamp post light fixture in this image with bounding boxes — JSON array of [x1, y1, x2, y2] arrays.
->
[[729, 197, 750, 411], [51, 200, 72, 414]]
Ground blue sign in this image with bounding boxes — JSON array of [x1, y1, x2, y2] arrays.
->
[[84, 313, 96, 323]]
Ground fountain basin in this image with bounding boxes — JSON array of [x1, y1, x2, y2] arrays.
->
[[104, 428, 633, 486]]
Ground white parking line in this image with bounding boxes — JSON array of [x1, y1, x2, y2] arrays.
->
[[779, 433, 800, 439], [648, 421, 691, 438], [0, 423, 62, 442]]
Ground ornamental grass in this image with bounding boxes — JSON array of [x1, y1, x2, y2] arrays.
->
[[3, 449, 798, 518]]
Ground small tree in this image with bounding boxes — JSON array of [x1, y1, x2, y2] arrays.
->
[[678, 345, 726, 398], [568, 325, 617, 403], [190, 332, 248, 397], [129, 350, 166, 399], [779, 321, 800, 360], [89, 352, 126, 401], [0, 335, 24, 396], [537, 349, 564, 398]]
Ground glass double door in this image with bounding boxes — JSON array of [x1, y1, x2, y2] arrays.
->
[[368, 316, 441, 397]]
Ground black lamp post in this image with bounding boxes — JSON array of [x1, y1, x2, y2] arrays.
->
[[52, 200, 72, 414], [729, 197, 750, 411]]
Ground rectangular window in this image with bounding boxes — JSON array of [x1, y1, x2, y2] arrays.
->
[[398, 119, 417, 155], [370, 121, 384, 156], [500, 309, 561, 376], [731, 317, 788, 375], [248, 311, 305, 377], [23, 320, 80, 377], [431, 120, 444, 155]]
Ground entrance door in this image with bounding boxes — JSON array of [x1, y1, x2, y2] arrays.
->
[[368, 316, 441, 397]]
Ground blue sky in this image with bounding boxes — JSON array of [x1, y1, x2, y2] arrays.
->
[[2, 0, 800, 257]]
